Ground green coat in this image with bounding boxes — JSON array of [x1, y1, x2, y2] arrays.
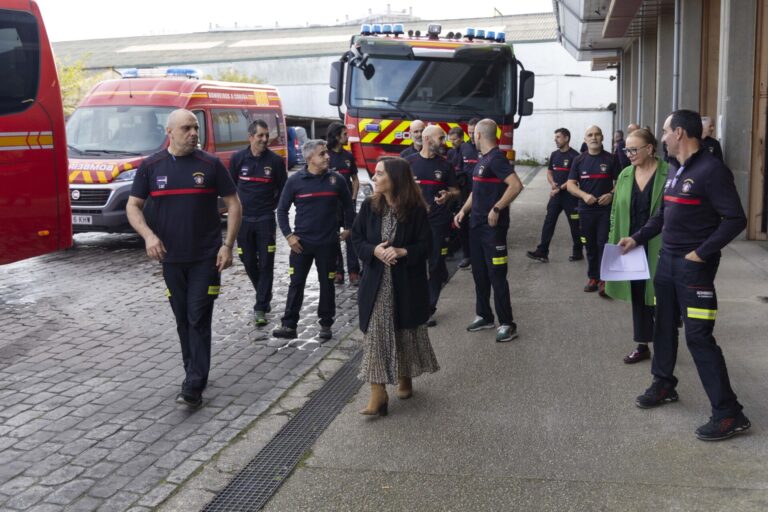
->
[[605, 158, 669, 305]]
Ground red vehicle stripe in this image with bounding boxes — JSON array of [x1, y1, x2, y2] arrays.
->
[[239, 176, 272, 182], [296, 191, 339, 199], [150, 188, 216, 197], [664, 195, 702, 205], [473, 176, 502, 183], [416, 180, 446, 186]]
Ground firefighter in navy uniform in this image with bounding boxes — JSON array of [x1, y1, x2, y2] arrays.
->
[[127, 109, 242, 408], [273, 140, 355, 341], [526, 127, 583, 263], [455, 118, 481, 269], [229, 120, 287, 326], [566, 125, 620, 296], [326, 122, 361, 285], [406, 125, 459, 327], [454, 119, 523, 342], [399, 119, 425, 159], [619, 110, 750, 441]]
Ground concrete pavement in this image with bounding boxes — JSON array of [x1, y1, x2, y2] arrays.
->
[[261, 166, 768, 511]]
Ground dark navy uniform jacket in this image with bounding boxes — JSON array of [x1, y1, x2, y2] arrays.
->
[[549, 148, 580, 187], [400, 146, 418, 159], [470, 147, 515, 229], [277, 168, 354, 246], [701, 136, 724, 162], [406, 153, 457, 224], [567, 150, 620, 211], [131, 149, 236, 263], [328, 148, 358, 193], [631, 149, 746, 260], [229, 147, 287, 221]]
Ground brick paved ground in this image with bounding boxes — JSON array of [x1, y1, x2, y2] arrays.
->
[[0, 229, 360, 511]]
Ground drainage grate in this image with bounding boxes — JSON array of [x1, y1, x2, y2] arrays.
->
[[203, 351, 364, 512]]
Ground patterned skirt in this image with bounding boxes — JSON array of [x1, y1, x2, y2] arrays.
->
[[358, 209, 440, 384]]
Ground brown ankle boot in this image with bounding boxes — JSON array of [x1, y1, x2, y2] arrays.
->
[[396, 377, 413, 399], [359, 384, 388, 416]]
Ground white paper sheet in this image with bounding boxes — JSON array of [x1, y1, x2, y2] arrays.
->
[[600, 243, 650, 281]]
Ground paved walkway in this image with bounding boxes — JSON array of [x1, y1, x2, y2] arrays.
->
[[0, 226, 359, 511], [262, 166, 768, 511]]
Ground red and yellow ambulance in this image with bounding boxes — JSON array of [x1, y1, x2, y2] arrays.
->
[[66, 72, 287, 232]]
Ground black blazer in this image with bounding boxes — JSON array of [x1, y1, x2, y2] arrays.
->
[[352, 198, 432, 333]]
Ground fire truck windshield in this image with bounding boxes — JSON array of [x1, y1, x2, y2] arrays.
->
[[66, 105, 173, 156], [349, 56, 512, 116]]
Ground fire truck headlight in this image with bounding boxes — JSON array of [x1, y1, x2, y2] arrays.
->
[[114, 169, 137, 182]]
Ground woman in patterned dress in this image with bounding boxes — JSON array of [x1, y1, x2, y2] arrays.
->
[[352, 157, 440, 416]]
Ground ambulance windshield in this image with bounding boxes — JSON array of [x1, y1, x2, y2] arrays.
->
[[66, 106, 174, 156], [349, 56, 512, 116]]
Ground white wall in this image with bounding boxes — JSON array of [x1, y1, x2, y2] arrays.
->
[[200, 41, 618, 161]]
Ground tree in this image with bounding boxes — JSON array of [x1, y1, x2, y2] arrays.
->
[[56, 57, 109, 117]]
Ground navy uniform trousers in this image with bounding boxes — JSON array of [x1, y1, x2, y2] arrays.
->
[[470, 224, 514, 325], [536, 191, 582, 257], [652, 251, 742, 420], [163, 258, 220, 395], [281, 242, 336, 329], [237, 217, 276, 313], [428, 219, 451, 314], [579, 208, 611, 279]]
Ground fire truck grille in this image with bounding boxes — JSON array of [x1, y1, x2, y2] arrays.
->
[[71, 189, 111, 207]]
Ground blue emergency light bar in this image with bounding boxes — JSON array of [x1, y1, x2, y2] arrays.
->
[[486, 31, 496, 41], [382, 24, 392, 34], [393, 24, 404, 35], [372, 24, 382, 34], [166, 67, 201, 79], [496, 31, 506, 42], [361, 24, 371, 35], [466, 27, 476, 38], [475, 29, 486, 39]]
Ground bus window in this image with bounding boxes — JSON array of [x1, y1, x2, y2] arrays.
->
[[0, 9, 39, 116]]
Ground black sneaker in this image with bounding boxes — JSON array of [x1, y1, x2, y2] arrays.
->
[[635, 380, 679, 408], [427, 315, 437, 327], [568, 254, 584, 262], [175, 392, 202, 409], [525, 250, 548, 263], [458, 258, 471, 269], [695, 413, 751, 441], [318, 326, 332, 340], [272, 325, 298, 339]]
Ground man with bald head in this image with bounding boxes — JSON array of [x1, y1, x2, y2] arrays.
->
[[700, 116, 723, 162], [566, 125, 620, 296], [400, 119, 426, 158], [127, 109, 242, 408], [406, 124, 459, 325], [454, 119, 524, 342]]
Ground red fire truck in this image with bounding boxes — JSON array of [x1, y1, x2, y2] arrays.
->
[[0, 0, 72, 265], [329, 23, 534, 174], [66, 72, 286, 233]]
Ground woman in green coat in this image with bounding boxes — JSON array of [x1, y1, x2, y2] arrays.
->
[[606, 129, 669, 364]]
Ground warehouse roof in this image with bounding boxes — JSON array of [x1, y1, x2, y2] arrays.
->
[[53, 13, 557, 70]]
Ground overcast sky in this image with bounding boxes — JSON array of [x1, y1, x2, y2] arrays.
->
[[35, 0, 553, 42]]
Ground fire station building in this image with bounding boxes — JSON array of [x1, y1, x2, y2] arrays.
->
[[554, 0, 768, 240]]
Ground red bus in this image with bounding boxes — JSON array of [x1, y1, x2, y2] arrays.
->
[[66, 73, 287, 233], [329, 23, 534, 175], [0, 0, 72, 264]]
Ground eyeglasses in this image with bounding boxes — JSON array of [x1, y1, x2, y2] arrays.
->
[[622, 144, 649, 156]]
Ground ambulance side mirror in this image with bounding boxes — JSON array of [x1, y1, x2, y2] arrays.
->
[[329, 61, 344, 107]]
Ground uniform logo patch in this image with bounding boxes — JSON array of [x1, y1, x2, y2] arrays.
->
[[345, 160, 351, 167], [599, 163, 608, 172], [495, 245, 506, 251], [264, 166, 272, 177], [564, 159, 570, 166], [681, 178, 694, 194], [434, 170, 443, 181], [193, 172, 206, 187], [707, 146, 714, 153], [477, 165, 485, 176], [157, 176, 168, 189], [696, 290, 714, 299], [330, 175, 337, 185], [240, 166, 249, 176]]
